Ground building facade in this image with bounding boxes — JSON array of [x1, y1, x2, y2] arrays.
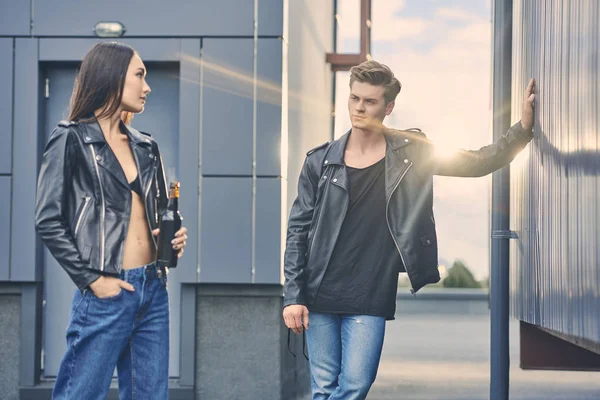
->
[[0, 1, 334, 399], [510, 0, 600, 368]]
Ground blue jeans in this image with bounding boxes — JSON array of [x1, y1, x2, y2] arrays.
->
[[305, 312, 386, 400], [52, 263, 170, 400]]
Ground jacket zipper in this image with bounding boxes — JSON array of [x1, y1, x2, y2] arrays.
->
[[385, 162, 415, 294], [306, 177, 329, 260], [89, 145, 106, 272], [74, 197, 91, 237], [131, 147, 158, 251], [310, 174, 349, 303], [145, 158, 158, 248]]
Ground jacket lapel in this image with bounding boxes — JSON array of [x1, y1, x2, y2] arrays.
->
[[384, 129, 417, 197], [82, 121, 130, 190], [122, 123, 156, 199], [327, 128, 419, 195], [81, 120, 156, 193]]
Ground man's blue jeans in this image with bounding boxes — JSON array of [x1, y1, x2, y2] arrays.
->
[[52, 263, 169, 400], [305, 312, 386, 400]]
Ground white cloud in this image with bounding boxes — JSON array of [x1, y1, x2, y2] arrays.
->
[[372, 0, 428, 41], [436, 7, 486, 22], [375, 17, 430, 40], [337, 0, 429, 45]]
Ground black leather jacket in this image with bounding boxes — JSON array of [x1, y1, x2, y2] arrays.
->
[[35, 119, 168, 290], [283, 122, 532, 307]]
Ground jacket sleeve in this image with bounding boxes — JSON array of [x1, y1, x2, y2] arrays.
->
[[283, 157, 319, 307], [429, 121, 533, 177], [35, 127, 101, 290]]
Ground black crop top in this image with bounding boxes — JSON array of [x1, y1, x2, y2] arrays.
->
[[129, 175, 143, 197]]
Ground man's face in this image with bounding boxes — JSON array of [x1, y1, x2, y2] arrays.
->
[[348, 81, 395, 131]]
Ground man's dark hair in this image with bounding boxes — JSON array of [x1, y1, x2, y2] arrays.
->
[[349, 60, 402, 104]]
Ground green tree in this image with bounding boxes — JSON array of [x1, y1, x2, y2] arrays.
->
[[442, 260, 480, 288], [479, 276, 490, 288]]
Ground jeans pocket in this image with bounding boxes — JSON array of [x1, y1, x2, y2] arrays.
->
[[91, 289, 125, 301]]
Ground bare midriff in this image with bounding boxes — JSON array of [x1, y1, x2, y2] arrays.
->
[[121, 189, 157, 269]]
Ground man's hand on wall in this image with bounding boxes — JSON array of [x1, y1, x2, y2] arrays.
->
[[522, 78, 536, 132]]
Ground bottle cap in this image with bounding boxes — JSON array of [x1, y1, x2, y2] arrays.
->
[[169, 181, 180, 198]]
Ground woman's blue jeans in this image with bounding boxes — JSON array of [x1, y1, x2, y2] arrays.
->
[[305, 312, 386, 400], [52, 262, 169, 400]]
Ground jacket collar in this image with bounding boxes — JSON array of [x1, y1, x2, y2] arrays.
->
[[384, 128, 419, 150], [325, 128, 417, 166], [80, 118, 153, 147], [79, 117, 156, 193], [324, 131, 350, 166]]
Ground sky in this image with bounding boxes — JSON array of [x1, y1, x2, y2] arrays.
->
[[334, 0, 494, 280]]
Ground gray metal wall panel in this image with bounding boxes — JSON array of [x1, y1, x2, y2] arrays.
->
[[33, 0, 254, 37], [0, 295, 20, 400], [256, 39, 283, 177], [200, 178, 252, 283], [510, 0, 600, 345], [286, 0, 334, 213], [11, 39, 38, 282], [39, 38, 181, 62], [179, 285, 197, 386], [0, 39, 13, 175], [176, 39, 201, 283], [258, 0, 284, 36], [255, 178, 282, 284], [195, 294, 286, 400], [0, 0, 30, 35], [0, 178, 11, 281], [201, 39, 254, 176]]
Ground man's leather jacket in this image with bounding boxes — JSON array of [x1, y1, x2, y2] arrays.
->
[[35, 119, 168, 290], [283, 122, 532, 307]]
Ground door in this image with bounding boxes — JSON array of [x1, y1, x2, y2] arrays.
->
[[41, 62, 182, 378]]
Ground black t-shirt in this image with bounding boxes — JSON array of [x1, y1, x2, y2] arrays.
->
[[309, 158, 404, 320]]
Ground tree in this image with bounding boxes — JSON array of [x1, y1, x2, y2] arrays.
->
[[442, 260, 480, 288]]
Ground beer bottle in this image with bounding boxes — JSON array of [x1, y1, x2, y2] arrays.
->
[[157, 181, 182, 268]]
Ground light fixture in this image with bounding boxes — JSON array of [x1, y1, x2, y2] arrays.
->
[[94, 22, 126, 38]]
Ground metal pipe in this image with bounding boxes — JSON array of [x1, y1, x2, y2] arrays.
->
[[490, 0, 513, 398], [331, 0, 338, 139], [360, 0, 371, 59]]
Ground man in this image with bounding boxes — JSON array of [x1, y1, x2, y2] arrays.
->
[[283, 60, 535, 400]]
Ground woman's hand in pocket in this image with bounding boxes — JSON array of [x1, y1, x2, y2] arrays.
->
[[89, 276, 135, 299]]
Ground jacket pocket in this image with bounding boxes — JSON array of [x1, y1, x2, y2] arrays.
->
[[416, 232, 439, 275]]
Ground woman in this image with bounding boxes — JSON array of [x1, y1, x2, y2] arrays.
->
[[35, 41, 187, 399]]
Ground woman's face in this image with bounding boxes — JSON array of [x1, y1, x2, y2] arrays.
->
[[120, 54, 151, 113]]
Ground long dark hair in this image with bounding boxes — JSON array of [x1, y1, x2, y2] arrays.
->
[[68, 42, 136, 124]]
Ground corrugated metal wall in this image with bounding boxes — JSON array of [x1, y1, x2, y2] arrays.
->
[[510, 0, 599, 348]]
